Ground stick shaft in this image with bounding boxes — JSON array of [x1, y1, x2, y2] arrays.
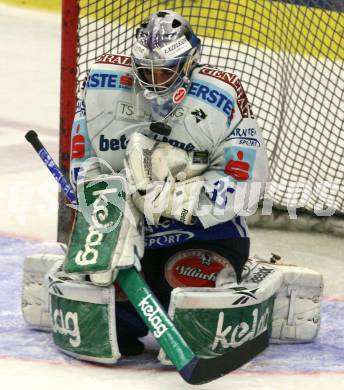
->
[[116, 268, 195, 371], [25, 130, 77, 205]]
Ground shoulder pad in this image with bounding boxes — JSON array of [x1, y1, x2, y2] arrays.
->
[[86, 53, 134, 92], [193, 66, 254, 118]]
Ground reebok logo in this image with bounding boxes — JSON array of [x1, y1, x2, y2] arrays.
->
[[188, 81, 233, 116]]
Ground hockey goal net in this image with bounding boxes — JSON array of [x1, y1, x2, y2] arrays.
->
[[59, 0, 344, 242]]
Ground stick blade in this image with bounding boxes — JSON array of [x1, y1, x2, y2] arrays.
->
[[180, 330, 269, 385]]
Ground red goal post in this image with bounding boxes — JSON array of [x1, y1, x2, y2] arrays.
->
[[58, 0, 78, 243]]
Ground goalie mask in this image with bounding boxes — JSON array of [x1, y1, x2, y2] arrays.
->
[[131, 10, 201, 118]]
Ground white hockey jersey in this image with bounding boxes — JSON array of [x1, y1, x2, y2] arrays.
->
[[70, 53, 270, 249]]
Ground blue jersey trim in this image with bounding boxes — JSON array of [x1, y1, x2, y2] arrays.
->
[[144, 218, 249, 249]]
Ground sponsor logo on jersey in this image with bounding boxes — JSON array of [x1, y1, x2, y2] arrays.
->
[[191, 107, 207, 123], [188, 80, 234, 116], [119, 74, 133, 87], [225, 127, 261, 147], [71, 124, 85, 159], [165, 249, 232, 288], [117, 101, 134, 119], [169, 106, 188, 121], [116, 101, 151, 122], [71, 119, 88, 161], [223, 147, 256, 181], [87, 71, 132, 90], [151, 134, 195, 152], [96, 53, 132, 67], [172, 87, 187, 104], [200, 67, 254, 118], [144, 229, 195, 247], [99, 134, 129, 151], [87, 72, 118, 88]]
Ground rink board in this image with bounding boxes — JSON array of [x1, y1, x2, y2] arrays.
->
[[1, 235, 344, 374]]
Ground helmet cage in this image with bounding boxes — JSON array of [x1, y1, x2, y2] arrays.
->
[[132, 54, 195, 96]]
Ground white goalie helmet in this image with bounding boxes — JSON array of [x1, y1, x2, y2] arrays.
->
[[131, 10, 201, 104]]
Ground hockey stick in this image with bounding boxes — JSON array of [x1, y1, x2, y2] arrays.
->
[[25, 130, 77, 206], [25, 129, 269, 385]]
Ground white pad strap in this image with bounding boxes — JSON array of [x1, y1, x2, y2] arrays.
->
[[269, 264, 323, 343], [224, 257, 324, 343], [22, 253, 65, 330]]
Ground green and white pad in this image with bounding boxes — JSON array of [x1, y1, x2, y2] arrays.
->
[[65, 174, 144, 285], [48, 263, 120, 364], [158, 262, 284, 364]]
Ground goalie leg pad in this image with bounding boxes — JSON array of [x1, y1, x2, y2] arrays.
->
[[158, 262, 284, 364], [48, 263, 120, 364]]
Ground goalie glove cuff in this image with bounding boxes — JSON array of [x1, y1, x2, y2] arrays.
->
[[132, 176, 204, 225], [163, 176, 204, 224]]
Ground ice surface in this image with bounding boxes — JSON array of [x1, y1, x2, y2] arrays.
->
[[0, 4, 343, 389]]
